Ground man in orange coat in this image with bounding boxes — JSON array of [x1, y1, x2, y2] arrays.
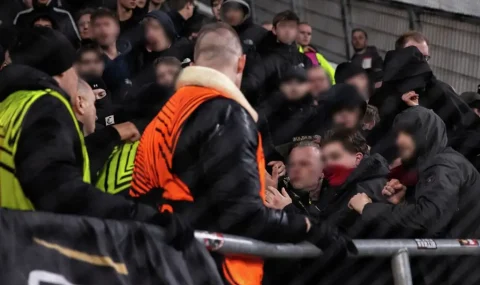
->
[[130, 22, 353, 285]]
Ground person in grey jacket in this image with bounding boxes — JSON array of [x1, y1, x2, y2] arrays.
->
[[350, 106, 480, 285]]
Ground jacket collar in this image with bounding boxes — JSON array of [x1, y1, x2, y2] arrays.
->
[[176, 66, 258, 122]]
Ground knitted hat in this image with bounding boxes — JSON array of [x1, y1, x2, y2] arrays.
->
[[335, 61, 367, 84], [10, 27, 75, 76]]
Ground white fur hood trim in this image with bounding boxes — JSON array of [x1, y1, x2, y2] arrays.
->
[[176, 66, 258, 122]]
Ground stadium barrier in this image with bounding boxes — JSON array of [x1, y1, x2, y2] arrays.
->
[[195, 231, 480, 285]]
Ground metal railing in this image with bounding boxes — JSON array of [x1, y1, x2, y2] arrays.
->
[[195, 231, 480, 285]]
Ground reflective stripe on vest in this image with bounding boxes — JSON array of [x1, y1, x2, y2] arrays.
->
[[130, 86, 265, 285], [96, 141, 139, 195], [0, 89, 90, 210]]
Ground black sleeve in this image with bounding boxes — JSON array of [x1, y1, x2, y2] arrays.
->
[[85, 126, 121, 182], [241, 56, 273, 104], [362, 160, 461, 237], [15, 96, 156, 221], [186, 99, 308, 243]]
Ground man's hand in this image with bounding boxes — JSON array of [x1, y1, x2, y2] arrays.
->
[[265, 161, 285, 190], [268, 161, 286, 177], [401, 91, 419, 107], [382, 179, 407, 205], [112, 122, 141, 142], [265, 186, 292, 210], [348, 193, 372, 214]]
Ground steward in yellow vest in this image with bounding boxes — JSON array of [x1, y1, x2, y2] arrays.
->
[[0, 27, 159, 222]]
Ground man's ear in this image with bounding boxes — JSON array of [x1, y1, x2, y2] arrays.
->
[[237, 54, 246, 74], [272, 26, 277, 36], [355, 152, 364, 166], [75, 95, 85, 116]]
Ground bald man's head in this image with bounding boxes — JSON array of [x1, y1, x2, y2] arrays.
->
[[194, 23, 245, 85], [75, 79, 97, 135]]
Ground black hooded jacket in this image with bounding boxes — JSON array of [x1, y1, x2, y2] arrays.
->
[[364, 106, 480, 238], [363, 107, 480, 285], [241, 32, 312, 104], [13, 1, 80, 46], [257, 93, 326, 162], [0, 64, 157, 221], [368, 47, 478, 162]]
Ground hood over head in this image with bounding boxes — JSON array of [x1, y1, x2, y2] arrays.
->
[[382, 46, 432, 94], [345, 153, 390, 185], [10, 27, 75, 76], [0, 64, 62, 102], [326, 83, 367, 119], [144, 10, 178, 42], [393, 106, 448, 161], [221, 0, 251, 23]]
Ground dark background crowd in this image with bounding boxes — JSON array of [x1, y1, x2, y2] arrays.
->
[[2, 0, 480, 285]]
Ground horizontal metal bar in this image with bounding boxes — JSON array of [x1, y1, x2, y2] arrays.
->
[[195, 232, 480, 258]]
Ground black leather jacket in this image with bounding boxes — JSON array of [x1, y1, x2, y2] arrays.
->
[[137, 97, 309, 243]]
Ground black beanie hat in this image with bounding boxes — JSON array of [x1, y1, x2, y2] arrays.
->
[[335, 62, 367, 84], [84, 75, 107, 91], [144, 10, 178, 42], [280, 65, 308, 83], [327, 83, 367, 118], [10, 27, 75, 76]]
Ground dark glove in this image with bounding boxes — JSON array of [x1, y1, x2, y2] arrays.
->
[[148, 212, 194, 251], [307, 222, 358, 259]]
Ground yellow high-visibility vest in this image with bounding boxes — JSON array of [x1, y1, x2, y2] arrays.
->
[[0, 89, 90, 210]]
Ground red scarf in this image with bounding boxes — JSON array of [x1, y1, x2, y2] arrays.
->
[[324, 165, 356, 187], [389, 165, 418, 187]]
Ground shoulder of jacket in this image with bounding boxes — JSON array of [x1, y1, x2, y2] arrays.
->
[[13, 8, 34, 24]]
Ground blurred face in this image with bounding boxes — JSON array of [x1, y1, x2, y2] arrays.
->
[[212, 0, 223, 21], [119, 0, 137, 10], [33, 18, 53, 28], [346, 73, 370, 100], [396, 131, 416, 162], [287, 146, 323, 191], [297, 24, 312, 46], [92, 17, 119, 46], [322, 141, 362, 169], [280, 80, 309, 101], [136, 0, 146, 8], [352, 31, 367, 52], [223, 7, 245, 27], [404, 40, 429, 58], [93, 88, 107, 100], [78, 14, 92, 40], [184, 2, 195, 19], [75, 51, 105, 77], [155, 63, 181, 87], [273, 21, 298, 45], [308, 67, 330, 98], [145, 18, 170, 51], [332, 109, 362, 129]]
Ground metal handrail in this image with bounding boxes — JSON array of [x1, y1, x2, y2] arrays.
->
[[195, 232, 480, 285]]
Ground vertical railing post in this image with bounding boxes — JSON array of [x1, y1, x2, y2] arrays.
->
[[340, 0, 352, 59], [250, 0, 257, 23], [291, 0, 298, 14], [391, 249, 413, 285]]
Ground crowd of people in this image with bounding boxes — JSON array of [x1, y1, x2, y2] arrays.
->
[[1, 0, 480, 284]]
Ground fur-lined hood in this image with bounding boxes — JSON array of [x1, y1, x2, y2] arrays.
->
[[176, 66, 258, 122]]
